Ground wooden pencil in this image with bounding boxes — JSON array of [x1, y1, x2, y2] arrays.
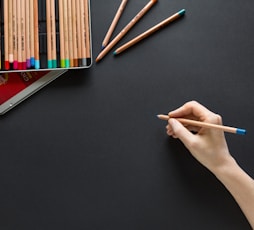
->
[[13, 0, 18, 69], [114, 9, 185, 55], [21, 0, 26, 69], [84, 0, 91, 60], [67, 0, 74, 67], [96, 0, 157, 63], [17, 0, 22, 69], [51, 0, 57, 68], [8, 0, 13, 64], [25, 0, 31, 68], [4, 0, 9, 70], [71, 0, 78, 67], [46, 0, 53, 68], [63, 0, 70, 67], [34, 0, 40, 69], [157, 114, 246, 135], [101, 0, 128, 49], [80, 0, 87, 66], [58, 0, 65, 67], [76, 0, 82, 66], [29, 0, 35, 67]]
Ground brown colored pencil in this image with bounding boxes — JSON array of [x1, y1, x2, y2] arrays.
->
[[101, 0, 128, 49], [96, 0, 157, 63]]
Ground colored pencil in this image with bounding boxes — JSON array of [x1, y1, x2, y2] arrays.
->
[[25, 0, 31, 68], [80, 0, 87, 66], [21, 0, 26, 69], [29, 0, 35, 67], [63, 0, 70, 67], [17, 0, 22, 69], [101, 0, 128, 49], [76, 0, 82, 66], [46, 0, 53, 68], [12, 0, 18, 69], [4, 0, 9, 70], [114, 9, 185, 55], [84, 0, 91, 60], [34, 0, 40, 69], [51, 0, 57, 68], [157, 114, 246, 135], [67, 0, 74, 67], [71, 0, 78, 67], [96, 0, 157, 63], [59, 0, 65, 67], [8, 0, 13, 64]]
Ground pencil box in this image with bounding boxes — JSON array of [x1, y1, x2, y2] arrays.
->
[[0, 0, 92, 73]]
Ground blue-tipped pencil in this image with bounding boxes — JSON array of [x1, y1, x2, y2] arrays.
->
[[157, 114, 246, 135], [114, 9, 185, 55]]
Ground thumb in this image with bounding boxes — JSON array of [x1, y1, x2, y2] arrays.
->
[[169, 118, 195, 147]]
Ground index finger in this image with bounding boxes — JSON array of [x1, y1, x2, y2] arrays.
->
[[168, 101, 212, 121]]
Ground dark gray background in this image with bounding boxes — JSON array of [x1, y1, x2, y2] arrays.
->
[[1, 0, 254, 229]]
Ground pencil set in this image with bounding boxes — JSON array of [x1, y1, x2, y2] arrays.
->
[[0, 0, 92, 72]]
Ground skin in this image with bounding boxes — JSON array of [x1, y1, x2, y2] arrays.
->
[[166, 101, 254, 229]]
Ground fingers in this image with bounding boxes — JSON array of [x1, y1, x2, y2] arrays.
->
[[168, 101, 212, 122], [167, 118, 196, 146], [168, 101, 222, 125]]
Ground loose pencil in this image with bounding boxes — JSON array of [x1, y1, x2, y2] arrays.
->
[[114, 9, 185, 55], [34, 0, 40, 69], [96, 0, 157, 63], [4, 0, 9, 70], [101, 0, 128, 49], [157, 114, 246, 135]]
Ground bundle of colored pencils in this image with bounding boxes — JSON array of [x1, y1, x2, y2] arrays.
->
[[1, 0, 91, 71]]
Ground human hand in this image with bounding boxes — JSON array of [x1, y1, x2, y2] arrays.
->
[[166, 101, 233, 173]]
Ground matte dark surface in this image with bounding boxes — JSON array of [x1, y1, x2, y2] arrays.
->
[[1, 0, 254, 229]]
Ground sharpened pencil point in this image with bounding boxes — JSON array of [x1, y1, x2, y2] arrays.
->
[[113, 51, 117, 56]]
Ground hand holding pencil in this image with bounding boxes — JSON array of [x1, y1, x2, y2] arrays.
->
[[158, 101, 245, 172]]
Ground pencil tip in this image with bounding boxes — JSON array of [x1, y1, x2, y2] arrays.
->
[[101, 45, 105, 50], [113, 51, 117, 56]]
